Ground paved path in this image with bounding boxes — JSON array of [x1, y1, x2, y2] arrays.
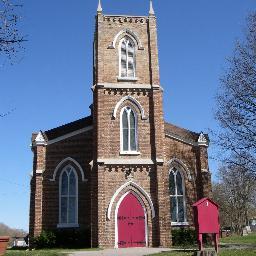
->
[[69, 248, 172, 256]]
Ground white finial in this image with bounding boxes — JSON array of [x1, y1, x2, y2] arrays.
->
[[198, 132, 208, 147], [149, 0, 155, 15], [97, 0, 102, 13], [35, 131, 46, 146]]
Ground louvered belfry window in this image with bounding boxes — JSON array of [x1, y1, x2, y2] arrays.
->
[[120, 36, 136, 78]]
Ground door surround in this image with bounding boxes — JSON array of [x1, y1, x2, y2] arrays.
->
[[114, 191, 148, 248]]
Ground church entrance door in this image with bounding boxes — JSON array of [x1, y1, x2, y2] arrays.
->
[[117, 192, 146, 248]]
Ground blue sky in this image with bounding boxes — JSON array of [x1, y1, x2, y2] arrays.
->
[[0, 0, 255, 231]]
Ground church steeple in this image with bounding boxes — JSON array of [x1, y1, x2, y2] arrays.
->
[[149, 0, 155, 16], [97, 0, 102, 13]]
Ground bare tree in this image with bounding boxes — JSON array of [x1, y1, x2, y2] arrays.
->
[[213, 163, 256, 235], [215, 12, 256, 175], [0, 0, 24, 64]]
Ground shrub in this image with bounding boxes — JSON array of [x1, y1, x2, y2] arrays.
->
[[31, 228, 91, 249], [54, 228, 90, 248], [32, 230, 56, 249], [172, 228, 197, 246]]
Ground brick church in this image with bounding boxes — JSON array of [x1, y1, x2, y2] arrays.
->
[[29, 0, 212, 248]]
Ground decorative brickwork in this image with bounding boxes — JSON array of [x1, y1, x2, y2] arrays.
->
[[29, 3, 212, 249]]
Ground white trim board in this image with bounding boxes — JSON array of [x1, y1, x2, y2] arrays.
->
[[95, 83, 152, 89], [47, 125, 93, 145], [97, 159, 154, 165]]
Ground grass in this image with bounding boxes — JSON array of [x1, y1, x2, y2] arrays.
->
[[147, 233, 256, 256], [147, 249, 256, 256], [5, 249, 64, 256], [5, 248, 99, 256], [220, 233, 256, 245]]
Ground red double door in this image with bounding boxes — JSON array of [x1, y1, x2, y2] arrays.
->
[[117, 192, 146, 248]]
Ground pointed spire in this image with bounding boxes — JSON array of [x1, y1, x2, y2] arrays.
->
[[97, 0, 102, 13], [149, 0, 155, 16]]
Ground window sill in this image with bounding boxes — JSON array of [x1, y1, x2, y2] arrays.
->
[[120, 151, 141, 156], [117, 77, 138, 82], [57, 223, 79, 228], [171, 222, 189, 226]]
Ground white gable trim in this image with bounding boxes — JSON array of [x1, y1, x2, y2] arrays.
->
[[109, 29, 144, 50], [107, 180, 155, 220], [35, 131, 46, 146], [50, 157, 87, 182], [113, 96, 147, 120], [47, 125, 93, 145]]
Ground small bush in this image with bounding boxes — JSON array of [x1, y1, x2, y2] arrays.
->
[[172, 228, 197, 246], [54, 228, 90, 248], [32, 230, 56, 249], [31, 228, 90, 249]]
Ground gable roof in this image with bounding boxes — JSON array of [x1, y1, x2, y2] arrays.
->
[[44, 115, 93, 141], [193, 197, 219, 208], [32, 116, 206, 146], [164, 122, 203, 143]]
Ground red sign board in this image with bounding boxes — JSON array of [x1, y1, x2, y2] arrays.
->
[[193, 198, 220, 252]]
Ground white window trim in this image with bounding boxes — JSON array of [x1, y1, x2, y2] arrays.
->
[[119, 151, 141, 156], [171, 222, 189, 226], [113, 95, 147, 120], [169, 167, 187, 224], [117, 76, 138, 82], [50, 157, 87, 182], [107, 180, 155, 220], [108, 29, 144, 50], [119, 36, 136, 79], [120, 107, 138, 153], [114, 191, 148, 248], [58, 165, 79, 228]]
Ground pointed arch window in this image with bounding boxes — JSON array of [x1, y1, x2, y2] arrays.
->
[[119, 36, 136, 78], [121, 107, 137, 152], [58, 165, 78, 227], [169, 167, 187, 225]]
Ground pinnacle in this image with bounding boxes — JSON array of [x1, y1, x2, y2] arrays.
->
[[97, 0, 102, 13], [149, 0, 155, 15]]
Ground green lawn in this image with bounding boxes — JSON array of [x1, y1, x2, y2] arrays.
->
[[220, 233, 256, 245], [148, 233, 256, 256], [5, 249, 63, 256], [5, 248, 98, 256], [147, 249, 256, 256]]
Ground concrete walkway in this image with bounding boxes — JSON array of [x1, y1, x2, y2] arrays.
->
[[69, 248, 172, 256]]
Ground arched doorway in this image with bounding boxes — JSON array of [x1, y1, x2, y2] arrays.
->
[[117, 192, 147, 248]]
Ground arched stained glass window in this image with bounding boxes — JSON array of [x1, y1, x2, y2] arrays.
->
[[120, 36, 136, 78], [169, 168, 186, 224], [59, 166, 78, 226], [121, 107, 137, 152]]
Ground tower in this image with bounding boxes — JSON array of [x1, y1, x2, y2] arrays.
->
[[91, 0, 171, 248]]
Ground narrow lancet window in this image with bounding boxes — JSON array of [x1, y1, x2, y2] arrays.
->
[[121, 107, 137, 152], [169, 168, 186, 224], [120, 36, 136, 78], [59, 166, 78, 226]]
